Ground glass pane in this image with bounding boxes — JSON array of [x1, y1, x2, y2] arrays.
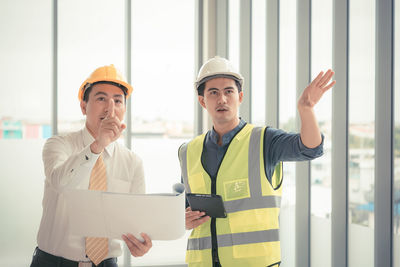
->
[[348, 0, 375, 266], [394, 1, 400, 266], [0, 0, 51, 266], [130, 0, 194, 265], [279, 0, 297, 266], [251, 0, 266, 126], [310, 0, 333, 266], [58, 0, 125, 134], [229, 0, 240, 69]]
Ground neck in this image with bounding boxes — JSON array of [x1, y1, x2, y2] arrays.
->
[[213, 117, 240, 145], [85, 122, 97, 139]]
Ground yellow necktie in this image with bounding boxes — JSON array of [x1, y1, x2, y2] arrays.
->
[[85, 155, 109, 266]]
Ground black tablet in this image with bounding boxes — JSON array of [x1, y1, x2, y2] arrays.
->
[[186, 193, 227, 218]]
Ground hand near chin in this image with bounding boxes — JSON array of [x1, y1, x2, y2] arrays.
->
[[91, 99, 126, 154]]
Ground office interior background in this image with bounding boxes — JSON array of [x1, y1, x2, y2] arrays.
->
[[0, 0, 398, 266]]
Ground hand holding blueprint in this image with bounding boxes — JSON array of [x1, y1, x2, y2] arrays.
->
[[64, 183, 185, 241]]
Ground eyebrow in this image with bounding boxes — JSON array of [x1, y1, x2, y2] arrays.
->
[[206, 86, 235, 91], [93, 91, 123, 98]]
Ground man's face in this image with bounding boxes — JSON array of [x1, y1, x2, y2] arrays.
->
[[80, 83, 126, 137], [198, 77, 243, 125]]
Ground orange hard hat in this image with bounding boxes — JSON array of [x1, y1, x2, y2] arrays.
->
[[78, 64, 133, 101]]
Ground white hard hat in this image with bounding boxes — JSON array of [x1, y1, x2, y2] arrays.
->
[[195, 56, 244, 90]]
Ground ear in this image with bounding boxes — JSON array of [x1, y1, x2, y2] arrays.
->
[[80, 101, 87, 115], [198, 95, 206, 109], [238, 91, 244, 104]]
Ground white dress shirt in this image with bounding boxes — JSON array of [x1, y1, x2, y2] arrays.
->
[[36, 127, 145, 261]]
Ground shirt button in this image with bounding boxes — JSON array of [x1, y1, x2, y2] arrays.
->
[[85, 155, 89, 160]]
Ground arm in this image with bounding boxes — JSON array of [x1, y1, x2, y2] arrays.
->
[[297, 70, 335, 148], [264, 127, 324, 182], [43, 135, 100, 189]]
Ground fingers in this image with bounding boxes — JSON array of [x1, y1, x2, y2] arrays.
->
[[190, 215, 210, 229], [310, 71, 324, 87], [106, 99, 115, 118], [186, 209, 210, 230], [323, 80, 336, 92], [102, 117, 124, 133], [122, 233, 152, 257], [317, 69, 335, 89], [186, 210, 206, 220]]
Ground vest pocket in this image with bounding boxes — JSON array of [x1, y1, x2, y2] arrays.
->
[[227, 209, 279, 258], [232, 242, 270, 258]]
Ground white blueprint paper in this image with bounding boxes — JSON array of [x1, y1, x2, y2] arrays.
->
[[64, 183, 185, 241]]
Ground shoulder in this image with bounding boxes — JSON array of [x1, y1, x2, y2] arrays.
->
[[178, 133, 208, 156]]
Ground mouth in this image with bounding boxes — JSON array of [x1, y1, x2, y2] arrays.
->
[[216, 107, 228, 112]]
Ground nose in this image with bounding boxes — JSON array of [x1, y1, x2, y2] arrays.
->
[[217, 93, 227, 104], [104, 98, 115, 114]]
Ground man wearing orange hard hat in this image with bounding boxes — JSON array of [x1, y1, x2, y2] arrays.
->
[[30, 65, 152, 267]]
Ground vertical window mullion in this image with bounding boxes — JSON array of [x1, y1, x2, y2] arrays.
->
[[375, 0, 394, 266]]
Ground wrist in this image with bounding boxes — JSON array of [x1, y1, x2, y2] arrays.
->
[[297, 103, 314, 113], [90, 140, 104, 154]]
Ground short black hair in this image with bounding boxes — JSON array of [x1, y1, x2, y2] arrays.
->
[[197, 79, 242, 96], [83, 81, 127, 102]]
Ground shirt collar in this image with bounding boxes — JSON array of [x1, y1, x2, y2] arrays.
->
[[82, 126, 115, 157], [209, 118, 246, 146]]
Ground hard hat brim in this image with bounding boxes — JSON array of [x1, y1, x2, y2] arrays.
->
[[195, 73, 244, 90], [78, 78, 133, 101]]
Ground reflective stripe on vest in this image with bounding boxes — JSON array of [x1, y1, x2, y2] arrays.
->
[[178, 142, 191, 193], [188, 229, 280, 250]]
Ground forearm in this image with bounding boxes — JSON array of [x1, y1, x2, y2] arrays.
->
[[298, 106, 322, 148], [43, 137, 99, 189]]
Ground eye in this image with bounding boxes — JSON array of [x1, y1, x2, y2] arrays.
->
[[115, 99, 123, 104], [209, 91, 218, 95], [97, 97, 106, 101]]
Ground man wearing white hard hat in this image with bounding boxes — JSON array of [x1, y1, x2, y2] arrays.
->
[[30, 65, 152, 267], [179, 56, 335, 267]]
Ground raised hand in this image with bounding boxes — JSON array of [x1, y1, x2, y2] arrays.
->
[[298, 69, 336, 110], [91, 99, 126, 153]]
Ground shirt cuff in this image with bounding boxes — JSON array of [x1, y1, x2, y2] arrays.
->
[[298, 134, 325, 154]]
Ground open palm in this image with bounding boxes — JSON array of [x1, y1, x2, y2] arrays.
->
[[298, 69, 336, 109]]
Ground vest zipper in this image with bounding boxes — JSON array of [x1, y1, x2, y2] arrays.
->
[[200, 123, 247, 264]]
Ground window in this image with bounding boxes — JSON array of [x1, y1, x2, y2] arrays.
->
[[228, 0, 240, 70], [251, 0, 266, 126], [310, 0, 333, 266], [58, 0, 126, 134], [0, 0, 51, 265], [348, 0, 376, 266], [279, 1, 297, 266], [129, 0, 194, 265]]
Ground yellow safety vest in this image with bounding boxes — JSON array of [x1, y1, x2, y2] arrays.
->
[[179, 124, 283, 267]]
